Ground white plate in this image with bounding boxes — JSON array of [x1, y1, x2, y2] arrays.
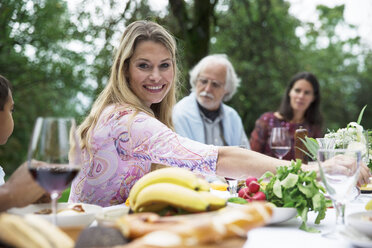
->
[[340, 226, 372, 248], [96, 205, 130, 225], [227, 202, 297, 224], [7, 203, 102, 227], [347, 211, 372, 238]]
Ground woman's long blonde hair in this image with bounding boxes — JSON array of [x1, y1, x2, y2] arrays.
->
[[78, 20, 179, 152]]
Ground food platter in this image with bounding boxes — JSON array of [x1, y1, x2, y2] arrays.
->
[[7, 202, 102, 227], [227, 202, 297, 224]]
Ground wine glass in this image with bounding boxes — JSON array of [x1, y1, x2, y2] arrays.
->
[[27, 117, 81, 225], [269, 127, 291, 159], [317, 149, 361, 238]]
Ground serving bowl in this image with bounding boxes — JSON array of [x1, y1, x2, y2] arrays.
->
[[8, 202, 102, 227]]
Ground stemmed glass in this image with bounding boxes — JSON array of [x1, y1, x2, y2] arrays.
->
[[27, 117, 81, 225], [317, 149, 361, 238], [316, 138, 336, 150], [270, 127, 291, 160]]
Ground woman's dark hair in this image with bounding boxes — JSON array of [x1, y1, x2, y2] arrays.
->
[[0, 75, 12, 111], [278, 72, 323, 126]]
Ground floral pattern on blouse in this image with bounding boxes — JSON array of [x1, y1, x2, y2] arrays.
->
[[69, 104, 218, 207], [249, 112, 322, 161]]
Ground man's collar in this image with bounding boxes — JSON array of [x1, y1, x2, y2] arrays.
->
[[196, 101, 223, 122]]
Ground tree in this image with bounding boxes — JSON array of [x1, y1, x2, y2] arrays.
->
[[0, 0, 88, 174], [298, 5, 371, 129], [211, 0, 303, 135]]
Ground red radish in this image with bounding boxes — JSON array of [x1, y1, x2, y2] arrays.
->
[[252, 191, 266, 201], [238, 187, 251, 200], [248, 181, 260, 194], [245, 176, 258, 187]]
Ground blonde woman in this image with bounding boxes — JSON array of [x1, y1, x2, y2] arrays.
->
[[69, 21, 370, 207]]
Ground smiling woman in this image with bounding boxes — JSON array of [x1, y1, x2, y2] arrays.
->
[[128, 41, 174, 107]]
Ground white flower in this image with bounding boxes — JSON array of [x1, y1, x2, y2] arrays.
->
[[325, 122, 369, 164]]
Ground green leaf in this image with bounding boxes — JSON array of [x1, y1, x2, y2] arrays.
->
[[357, 105, 367, 125], [281, 173, 299, 188], [273, 179, 282, 198], [300, 222, 321, 233], [300, 137, 319, 160], [298, 183, 315, 198], [258, 171, 275, 182]]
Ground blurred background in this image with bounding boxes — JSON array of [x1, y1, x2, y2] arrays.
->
[[1, 0, 371, 175]]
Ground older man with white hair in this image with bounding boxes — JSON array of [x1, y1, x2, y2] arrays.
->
[[173, 54, 250, 147]]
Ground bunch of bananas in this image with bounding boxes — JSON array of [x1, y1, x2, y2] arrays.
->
[[128, 167, 227, 214]]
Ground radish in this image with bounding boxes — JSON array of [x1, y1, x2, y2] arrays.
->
[[245, 176, 258, 187], [248, 181, 260, 194], [252, 191, 266, 201], [238, 187, 251, 200]]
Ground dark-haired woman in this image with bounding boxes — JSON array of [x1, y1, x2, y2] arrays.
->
[[250, 72, 323, 160]]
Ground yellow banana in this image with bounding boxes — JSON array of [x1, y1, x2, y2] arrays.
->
[[137, 203, 168, 213], [133, 183, 209, 213], [198, 191, 227, 211], [196, 177, 211, 191], [129, 167, 200, 207]]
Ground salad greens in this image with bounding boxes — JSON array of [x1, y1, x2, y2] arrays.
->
[[259, 159, 332, 232]]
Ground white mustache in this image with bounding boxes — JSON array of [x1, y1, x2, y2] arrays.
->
[[199, 91, 214, 100]]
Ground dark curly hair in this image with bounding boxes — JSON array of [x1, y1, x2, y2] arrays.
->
[[278, 72, 323, 127], [0, 75, 12, 111]]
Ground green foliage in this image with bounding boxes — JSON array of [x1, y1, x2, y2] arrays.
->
[[0, 0, 89, 173]]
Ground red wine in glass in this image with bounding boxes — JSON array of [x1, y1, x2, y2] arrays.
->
[[29, 166, 80, 194], [27, 117, 81, 225]]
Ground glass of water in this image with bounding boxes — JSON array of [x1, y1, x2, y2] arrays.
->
[[317, 149, 361, 238]]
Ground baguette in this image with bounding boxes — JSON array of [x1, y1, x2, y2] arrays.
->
[[0, 213, 74, 248], [116, 202, 272, 247]]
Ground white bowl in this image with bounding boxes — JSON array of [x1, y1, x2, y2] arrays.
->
[[8, 203, 102, 227], [96, 205, 130, 225], [347, 211, 372, 238], [268, 207, 297, 224]]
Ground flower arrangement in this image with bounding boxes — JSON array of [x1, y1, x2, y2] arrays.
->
[[301, 105, 371, 172]]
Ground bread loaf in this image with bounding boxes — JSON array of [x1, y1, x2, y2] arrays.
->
[[0, 213, 74, 248], [116, 202, 273, 247]]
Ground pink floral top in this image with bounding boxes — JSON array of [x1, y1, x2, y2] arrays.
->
[[69, 104, 218, 207]]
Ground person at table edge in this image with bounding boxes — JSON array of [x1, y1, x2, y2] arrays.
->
[[0, 75, 46, 212]]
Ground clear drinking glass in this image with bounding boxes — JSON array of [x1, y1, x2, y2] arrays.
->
[[225, 145, 249, 197], [269, 127, 291, 160], [316, 138, 336, 150], [317, 149, 361, 238], [27, 117, 81, 225]]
